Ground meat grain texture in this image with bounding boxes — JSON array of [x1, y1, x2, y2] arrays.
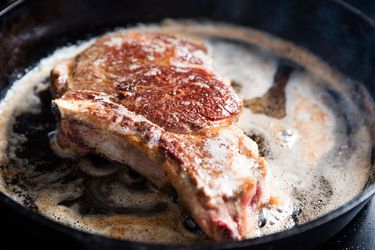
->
[[51, 32, 267, 241]]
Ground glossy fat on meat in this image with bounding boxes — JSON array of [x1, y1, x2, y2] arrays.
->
[[51, 32, 267, 241]]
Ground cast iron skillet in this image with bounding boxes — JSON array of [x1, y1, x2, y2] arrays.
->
[[0, 0, 374, 249]]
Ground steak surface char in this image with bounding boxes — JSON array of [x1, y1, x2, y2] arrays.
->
[[51, 32, 267, 241]]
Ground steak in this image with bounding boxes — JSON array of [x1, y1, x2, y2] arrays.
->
[[50, 32, 267, 241]]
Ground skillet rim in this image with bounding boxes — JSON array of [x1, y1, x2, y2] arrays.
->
[[0, 0, 374, 248]]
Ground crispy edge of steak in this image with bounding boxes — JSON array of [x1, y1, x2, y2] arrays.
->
[[52, 92, 267, 241], [50, 32, 268, 241]]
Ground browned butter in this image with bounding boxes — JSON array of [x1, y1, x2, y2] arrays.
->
[[0, 20, 374, 243]]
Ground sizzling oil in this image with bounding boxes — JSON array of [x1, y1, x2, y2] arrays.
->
[[0, 21, 374, 243]]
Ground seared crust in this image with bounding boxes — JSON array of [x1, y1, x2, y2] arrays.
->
[[52, 32, 241, 133], [51, 32, 266, 242]]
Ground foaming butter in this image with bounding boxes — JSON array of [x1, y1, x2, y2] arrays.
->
[[0, 20, 374, 243]]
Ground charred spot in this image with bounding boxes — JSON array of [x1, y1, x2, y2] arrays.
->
[[159, 137, 185, 166], [134, 121, 149, 132], [81, 41, 241, 133], [100, 101, 118, 109], [85, 93, 97, 100], [115, 92, 126, 100]]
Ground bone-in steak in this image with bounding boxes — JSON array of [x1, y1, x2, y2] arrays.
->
[[50, 32, 267, 241]]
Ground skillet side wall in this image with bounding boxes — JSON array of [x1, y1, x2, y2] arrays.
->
[[0, 0, 374, 249]]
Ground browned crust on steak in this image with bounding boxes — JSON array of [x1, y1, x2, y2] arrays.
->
[[51, 32, 267, 242], [52, 32, 241, 133]]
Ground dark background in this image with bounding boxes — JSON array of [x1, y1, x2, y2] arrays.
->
[[0, 0, 374, 249], [345, 0, 375, 20]]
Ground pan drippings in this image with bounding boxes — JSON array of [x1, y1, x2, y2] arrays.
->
[[0, 21, 374, 243]]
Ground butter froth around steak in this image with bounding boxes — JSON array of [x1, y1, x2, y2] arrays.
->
[[50, 32, 267, 242]]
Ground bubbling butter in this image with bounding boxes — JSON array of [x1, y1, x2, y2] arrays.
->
[[0, 21, 373, 244]]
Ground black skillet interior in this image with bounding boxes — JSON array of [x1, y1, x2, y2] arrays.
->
[[0, 0, 374, 249]]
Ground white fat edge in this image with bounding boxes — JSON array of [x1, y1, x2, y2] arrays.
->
[[55, 96, 163, 149], [106, 101, 164, 148], [0, 21, 372, 241]]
